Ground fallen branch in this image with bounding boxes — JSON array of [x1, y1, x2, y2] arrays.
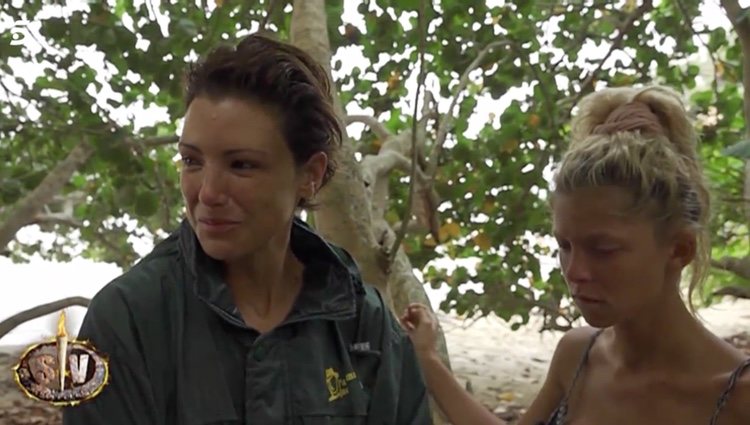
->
[[0, 296, 91, 341]]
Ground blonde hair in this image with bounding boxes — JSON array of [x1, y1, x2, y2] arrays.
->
[[553, 85, 711, 310]]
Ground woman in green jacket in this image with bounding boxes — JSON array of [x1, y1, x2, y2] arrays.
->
[[63, 34, 430, 425]]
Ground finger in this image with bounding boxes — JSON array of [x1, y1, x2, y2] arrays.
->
[[399, 315, 415, 326], [410, 307, 432, 322], [398, 316, 413, 328]]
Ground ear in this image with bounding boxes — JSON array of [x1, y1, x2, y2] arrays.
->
[[297, 152, 328, 199], [668, 228, 696, 270]]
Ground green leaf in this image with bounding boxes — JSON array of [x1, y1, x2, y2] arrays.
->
[[690, 90, 713, 108], [41, 17, 68, 39], [175, 18, 199, 38], [134, 191, 159, 217], [114, 0, 128, 17]]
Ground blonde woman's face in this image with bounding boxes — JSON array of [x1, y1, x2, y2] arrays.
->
[[552, 186, 677, 327]]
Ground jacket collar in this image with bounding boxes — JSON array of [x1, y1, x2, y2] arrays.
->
[[177, 217, 360, 327]]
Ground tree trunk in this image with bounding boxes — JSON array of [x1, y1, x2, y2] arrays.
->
[[717, 0, 750, 285], [289, 1, 451, 422], [0, 296, 90, 341], [289, 0, 389, 295]]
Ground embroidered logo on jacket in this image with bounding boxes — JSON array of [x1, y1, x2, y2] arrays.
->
[[13, 311, 109, 406], [325, 367, 357, 402]]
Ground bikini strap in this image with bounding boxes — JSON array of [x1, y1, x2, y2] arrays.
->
[[547, 328, 605, 425], [708, 357, 750, 425]]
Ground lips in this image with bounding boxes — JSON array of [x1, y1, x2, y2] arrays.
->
[[573, 294, 604, 303], [197, 218, 240, 233], [199, 218, 239, 225]]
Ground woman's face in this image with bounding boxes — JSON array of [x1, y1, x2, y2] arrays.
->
[[552, 186, 688, 327], [178, 96, 326, 263]]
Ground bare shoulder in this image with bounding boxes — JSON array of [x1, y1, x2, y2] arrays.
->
[[548, 327, 604, 395], [722, 358, 750, 424], [557, 326, 601, 348], [551, 327, 602, 370], [516, 327, 602, 425], [734, 363, 750, 420]]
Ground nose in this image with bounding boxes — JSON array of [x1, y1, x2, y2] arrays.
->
[[198, 166, 229, 207], [561, 248, 593, 286]]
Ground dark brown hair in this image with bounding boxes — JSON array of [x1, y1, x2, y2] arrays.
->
[[184, 33, 343, 208]]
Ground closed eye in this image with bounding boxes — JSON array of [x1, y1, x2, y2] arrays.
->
[[556, 239, 571, 252], [592, 245, 620, 256]]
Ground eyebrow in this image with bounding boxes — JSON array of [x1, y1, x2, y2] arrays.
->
[[177, 142, 269, 157], [553, 232, 624, 242]]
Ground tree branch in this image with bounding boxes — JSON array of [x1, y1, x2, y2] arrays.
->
[[712, 256, 750, 280], [675, 0, 720, 100], [362, 139, 431, 215], [125, 135, 179, 149], [28, 212, 82, 227], [517, 45, 558, 132], [549, 4, 608, 73], [0, 297, 91, 341], [567, 0, 653, 117], [150, 161, 174, 231], [260, 0, 279, 32], [712, 285, 750, 299], [389, 0, 428, 267], [427, 40, 513, 180], [721, 0, 750, 39], [392, 220, 429, 235], [345, 115, 393, 140], [0, 141, 94, 250]]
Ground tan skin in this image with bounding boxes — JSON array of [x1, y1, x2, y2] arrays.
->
[[401, 186, 750, 425], [179, 96, 327, 333]]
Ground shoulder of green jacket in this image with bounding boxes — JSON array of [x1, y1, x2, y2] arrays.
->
[[293, 219, 410, 348], [85, 231, 182, 316], [321, 246, 407, 347]]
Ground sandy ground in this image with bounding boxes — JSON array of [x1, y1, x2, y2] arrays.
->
[[1, 298, 749, 424], [440, 298, 750, 419]]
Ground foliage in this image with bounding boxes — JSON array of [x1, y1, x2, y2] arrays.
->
[[1, 0, 748, 330]]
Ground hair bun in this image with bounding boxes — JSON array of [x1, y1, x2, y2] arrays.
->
[[591, 101, 665, 137]]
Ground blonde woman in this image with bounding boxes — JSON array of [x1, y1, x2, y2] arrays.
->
[[401, 85, 750, 425]]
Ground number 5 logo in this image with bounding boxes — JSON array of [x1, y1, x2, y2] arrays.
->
[[9, 26, 26, 46]]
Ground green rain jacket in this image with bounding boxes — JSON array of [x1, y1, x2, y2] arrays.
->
[[62, 218, 432, 425]]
